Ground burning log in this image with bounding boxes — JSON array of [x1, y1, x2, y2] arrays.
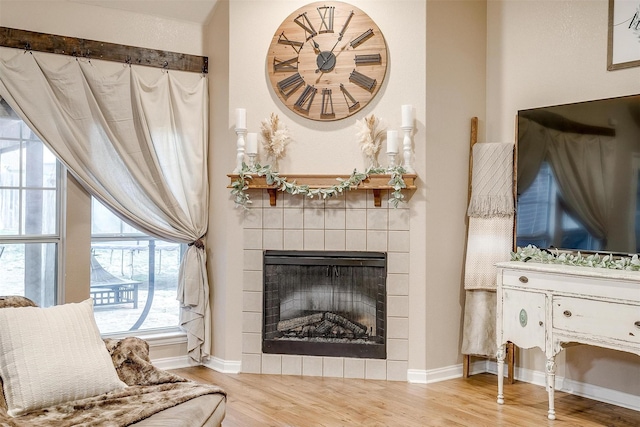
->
[[324, 312, 367, 337], [277, 311, 369, 340], [314, 319, 334, 335], [277, 312, 323, 331]]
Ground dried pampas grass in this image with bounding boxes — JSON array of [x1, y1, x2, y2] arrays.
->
[[355, 114, 385, 166], [260, 113, 290, 169]]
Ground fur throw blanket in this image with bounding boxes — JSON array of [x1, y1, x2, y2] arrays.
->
[[0, 335, 225, 427]]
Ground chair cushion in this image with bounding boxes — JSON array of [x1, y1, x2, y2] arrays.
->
[[0, 299, 127, 416]]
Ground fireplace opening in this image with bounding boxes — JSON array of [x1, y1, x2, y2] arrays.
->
[[263, 250, 386, 359]]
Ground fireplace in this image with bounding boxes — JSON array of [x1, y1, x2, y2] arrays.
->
[[263, 250, 386, 359]]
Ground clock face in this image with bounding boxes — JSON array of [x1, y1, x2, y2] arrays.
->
[[266, 1, 388, 122]]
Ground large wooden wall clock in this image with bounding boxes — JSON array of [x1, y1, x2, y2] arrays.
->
[[266, 1, 388, 121]]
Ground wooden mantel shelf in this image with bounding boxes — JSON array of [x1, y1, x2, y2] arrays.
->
[[227, 173, 417, 207]]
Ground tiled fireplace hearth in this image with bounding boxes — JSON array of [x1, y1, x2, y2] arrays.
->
[[242, 189, 409, 381]]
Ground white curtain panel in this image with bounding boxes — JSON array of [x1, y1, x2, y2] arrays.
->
[[0, 48, 210, 362], [546, 128, 616, 241]]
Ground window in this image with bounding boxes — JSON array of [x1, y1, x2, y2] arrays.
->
[[517, 161, 603, 251], [0, 100, 181, 335], [516, 162, 555, 248], [0, 101, 61, 307], [91, 198, 182, 334]]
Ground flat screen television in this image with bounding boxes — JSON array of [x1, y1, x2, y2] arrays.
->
[[516, 94, 640, 256]]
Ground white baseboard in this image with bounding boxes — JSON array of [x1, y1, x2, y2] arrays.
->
[[151, 355, 242, 373], [408, 359, 639, 412], [407, 359, 487, 384], [556, 376, 640, 411], [151, 355, 196, 370], [203, 356, 242, 374]]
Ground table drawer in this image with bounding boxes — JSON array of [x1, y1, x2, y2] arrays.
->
[[501, 288, 546, 350], [553, 296, 640, 344], [501, 268, 640, 302]]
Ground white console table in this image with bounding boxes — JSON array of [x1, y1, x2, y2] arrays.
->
[[495, 261, 640, 420]]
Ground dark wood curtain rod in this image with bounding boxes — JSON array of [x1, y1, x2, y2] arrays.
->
[[0, 27, 208, 74]]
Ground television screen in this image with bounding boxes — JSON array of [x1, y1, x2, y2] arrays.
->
[[516, 94, 640, 256]]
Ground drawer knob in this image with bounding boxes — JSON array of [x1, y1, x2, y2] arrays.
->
[[519, 276, 528, 283], [635, 321, 640, 329], [563, 310, 572, 317]]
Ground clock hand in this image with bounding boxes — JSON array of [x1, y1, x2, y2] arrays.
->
[[313, 10, 354, 73], [315, 43, 349, 83], [305, 32, 321, 54], [307, 35, 321, 53], [315, 39, 346, 73]]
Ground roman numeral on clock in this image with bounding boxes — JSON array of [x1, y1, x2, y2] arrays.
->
[[294, 12, 317, 40], [350, 29, 374, 48], [277, 72, 304, 98], [273, 57, 298, 72], [349, 70, 377, 92], [317, 6, 334, 33], [320, 88, 335, 118], [339, 83, 360, 112], [294, 85, 317, 113], [277, 33, 304, 53], [354, 54, 381, 65]]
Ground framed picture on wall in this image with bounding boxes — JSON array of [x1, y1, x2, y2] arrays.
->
[[607, 0, 640, 70]]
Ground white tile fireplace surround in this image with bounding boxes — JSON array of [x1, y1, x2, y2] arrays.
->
[[241, 189, 410, 381]]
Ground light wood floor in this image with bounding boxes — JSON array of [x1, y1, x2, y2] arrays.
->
[[171, 366, 640, 427]]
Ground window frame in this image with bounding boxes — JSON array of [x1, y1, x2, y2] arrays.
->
[[90, 199, 184, 336], [0, 120, 66, 306]]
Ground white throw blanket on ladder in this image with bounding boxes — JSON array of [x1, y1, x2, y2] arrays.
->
[[462, 142, 514, 357], [464, 142, 514, 291]]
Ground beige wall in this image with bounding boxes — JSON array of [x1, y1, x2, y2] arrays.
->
[[486, 0, 640, 394], [204, 0, 240, 364], [0, 1, 204, 55], [63, 174, 91, 304], [218, 0, 431, 372], [425, 0, 487, 370]]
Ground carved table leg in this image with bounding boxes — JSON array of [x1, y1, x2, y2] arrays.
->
[[546, 357, 557, 420], [496, 345, 506, 404]]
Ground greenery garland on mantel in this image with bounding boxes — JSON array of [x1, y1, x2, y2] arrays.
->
[[230, 163, 409, 209], [511, 245, 640, 272]]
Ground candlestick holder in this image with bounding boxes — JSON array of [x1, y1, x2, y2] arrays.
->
[[387, 152, 397, 168], [401, 125, 414, 173], [233, 127, 247, 173], [247, 152, 257, 168]]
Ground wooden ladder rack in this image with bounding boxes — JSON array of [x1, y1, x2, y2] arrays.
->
[[462, 117, 515, 383]]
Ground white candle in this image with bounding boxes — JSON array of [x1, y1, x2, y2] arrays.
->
[[235, 108, 246, 129], [401, 104, 414, 128], [386, 130, 398, 153], [246, 132, 258, 154]]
